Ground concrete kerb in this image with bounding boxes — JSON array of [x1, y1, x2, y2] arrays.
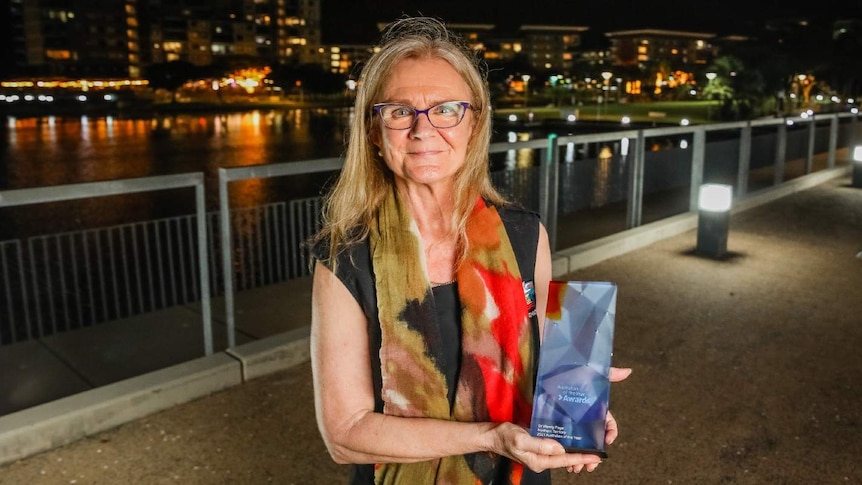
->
[[225, 326, 312, 381], [0, 164, 849, 467], [0, 329, 312, 466], [0, 353, 241, 466], [552, 212, 699, 277]]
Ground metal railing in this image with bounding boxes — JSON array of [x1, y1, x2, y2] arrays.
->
[[0, 173, 214, 354], [0, 111, 858, 351]]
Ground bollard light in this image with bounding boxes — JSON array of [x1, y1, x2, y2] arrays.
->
[[853, 145, 862, 188], [696, 183, 733, 258]]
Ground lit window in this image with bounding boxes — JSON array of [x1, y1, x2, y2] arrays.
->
[[45, 49, 72, 60]]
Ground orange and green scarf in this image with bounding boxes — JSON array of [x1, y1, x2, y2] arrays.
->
[[369, 189, 535, 484]]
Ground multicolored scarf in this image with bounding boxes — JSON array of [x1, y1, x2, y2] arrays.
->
[[369, 189, 536, 484]]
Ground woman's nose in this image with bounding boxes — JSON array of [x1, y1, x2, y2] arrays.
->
[[410, 111, 435, 135]]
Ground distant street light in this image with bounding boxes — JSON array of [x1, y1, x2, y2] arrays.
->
[[522, 74, 531, 109], [705, 72, 717, 121], [616, 77, 623, 103], [601, 71, 613, 121], [797, 74, 811, 106]]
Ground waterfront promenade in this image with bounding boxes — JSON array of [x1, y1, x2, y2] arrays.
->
[[0, 163, 859, 483]]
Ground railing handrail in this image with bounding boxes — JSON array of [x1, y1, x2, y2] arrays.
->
[[213, 111, 858, 345]]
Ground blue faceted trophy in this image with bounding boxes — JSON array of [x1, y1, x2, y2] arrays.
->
[[529, 281, 617, 457]]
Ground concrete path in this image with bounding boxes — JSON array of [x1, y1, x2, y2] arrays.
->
[[1, 168, 860, 484]]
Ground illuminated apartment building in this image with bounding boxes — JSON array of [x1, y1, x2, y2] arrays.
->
[[9, 0, 142, 78], [6, 0, 321, 78], [518, 25, 589, 73], [605, 28, 715, 70]]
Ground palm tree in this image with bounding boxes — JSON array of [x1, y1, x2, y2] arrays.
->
[[704, 56, 766, 120]]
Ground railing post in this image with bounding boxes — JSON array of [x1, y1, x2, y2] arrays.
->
[[195, 181, 214, 356], [806, 115, 816, 174], [218, 168, 236, 349], [626, 130, 645, 228], [737, 121, 752, 198], [827, 115, 838, 169], [541, 134, 560, 251], [774, 121, 787, 185], [689, 128, 706, 212]]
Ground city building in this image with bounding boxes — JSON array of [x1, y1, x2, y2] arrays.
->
[[144, 0, 322, 69], [519, 24, 589, 73], [605, 28, 716, 69], [604, 28, 716, 97], [9, 0, 142, 78], [321, 44, 374, 76], [2, 1, 858, 106], [6, 0, 322, 79]]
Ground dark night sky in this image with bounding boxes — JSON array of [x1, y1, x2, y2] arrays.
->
[[1, 0, 861, 78], [321, 0, 862, 44]]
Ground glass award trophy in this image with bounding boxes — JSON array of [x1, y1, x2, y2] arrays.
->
[[529, 281, 617, 457]]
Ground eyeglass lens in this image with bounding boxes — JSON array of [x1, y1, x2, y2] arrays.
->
[[376, 102, 469, 129]]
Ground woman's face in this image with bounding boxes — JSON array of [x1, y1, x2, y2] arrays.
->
[[371, 57, 474, 190]]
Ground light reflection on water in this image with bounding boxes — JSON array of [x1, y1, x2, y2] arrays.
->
[[2, 109, 351, 189], [0, 109, 353, 238], [0, 109, 560, 239], [500, 131, 536, 170]]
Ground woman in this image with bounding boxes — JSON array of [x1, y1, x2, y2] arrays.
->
[[309, 16, 630, 484]]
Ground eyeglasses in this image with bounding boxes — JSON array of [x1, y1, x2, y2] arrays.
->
[[372, 101, 473, 130]]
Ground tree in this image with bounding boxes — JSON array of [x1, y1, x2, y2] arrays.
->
[[268, 64, 347, 95], [143, 61, 201, 103], [704, 56, 766, 120], [824, 23, 862, 101]]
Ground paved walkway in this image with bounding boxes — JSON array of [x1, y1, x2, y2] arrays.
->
[[1, 166, 861, 484]]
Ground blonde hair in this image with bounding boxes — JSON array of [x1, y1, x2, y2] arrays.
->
[[312, 16, 508, 268]]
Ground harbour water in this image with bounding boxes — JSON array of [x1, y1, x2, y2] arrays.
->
[[0, 107, 629, 240], [1, 109, 352, 240]]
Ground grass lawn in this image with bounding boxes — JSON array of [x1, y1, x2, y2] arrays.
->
[[493, 100, 721, 126]]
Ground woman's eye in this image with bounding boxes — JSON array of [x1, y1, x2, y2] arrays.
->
[[391, 107, 412, 117]]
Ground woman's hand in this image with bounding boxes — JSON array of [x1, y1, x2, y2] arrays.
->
[[488, 422, 602, 473], [610, 366, 632, 383]]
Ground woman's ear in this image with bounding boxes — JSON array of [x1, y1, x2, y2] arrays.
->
[[370, 125, 382, 151]]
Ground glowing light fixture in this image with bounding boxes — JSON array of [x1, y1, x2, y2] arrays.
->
[[696, 183, 733, 258], [699, 184, 733, 212], [853, 145, 862, 188]]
